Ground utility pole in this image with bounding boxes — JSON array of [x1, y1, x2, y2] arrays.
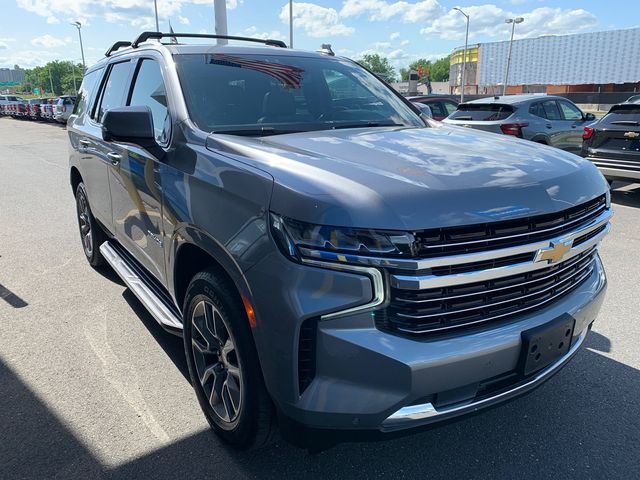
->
[[71, 22, 86, 70], [453, 8, 469, 103], [153, 0, 159, 32], [289, 0, 294, 48], [214, 0, 228, 45], [48, 68, 55, 96], [71, 63, 77, 92], [502, 17, 523, 96]]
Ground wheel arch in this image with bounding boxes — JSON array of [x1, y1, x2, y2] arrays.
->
[[70, 166, 82, 193]]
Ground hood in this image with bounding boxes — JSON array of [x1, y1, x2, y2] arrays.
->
[[205, 124, 608, 230]]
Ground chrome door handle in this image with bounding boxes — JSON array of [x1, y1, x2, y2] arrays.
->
[[106, 152, 121, 165], [79, 139, 90, 149]]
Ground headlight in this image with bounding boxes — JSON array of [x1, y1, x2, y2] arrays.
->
[[270, 213, 417, 260]]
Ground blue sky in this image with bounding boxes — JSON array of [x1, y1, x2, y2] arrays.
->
[[1, 0, 637, 70]]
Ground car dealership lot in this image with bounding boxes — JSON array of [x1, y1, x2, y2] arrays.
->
[[1, 117, 639, 479]]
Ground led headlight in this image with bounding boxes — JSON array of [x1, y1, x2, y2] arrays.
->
[[270, 213, 418, 260]]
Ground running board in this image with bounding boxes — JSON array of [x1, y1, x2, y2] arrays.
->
[[100, 241, 183, 331]]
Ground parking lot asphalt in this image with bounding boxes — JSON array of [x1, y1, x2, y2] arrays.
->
[[1, 117, 639, 479]]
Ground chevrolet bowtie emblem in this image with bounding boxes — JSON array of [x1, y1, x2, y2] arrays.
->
[[535, 239, 573, 264], [624, 131, 639, 139]]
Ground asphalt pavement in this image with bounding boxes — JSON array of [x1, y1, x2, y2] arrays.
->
[[1, 117, 639, 479]]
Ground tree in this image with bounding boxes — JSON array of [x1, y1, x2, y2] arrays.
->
[[356, 53, 397, 83], [430, 56, 450, 82], [23, 60, 84, 96]]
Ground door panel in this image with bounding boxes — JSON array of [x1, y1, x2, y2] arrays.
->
[[108, 58, 169, 282], [557, 100, 586, 153]]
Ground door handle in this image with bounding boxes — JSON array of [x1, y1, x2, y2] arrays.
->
[[106, 152, 121, 166], [545, 124, 552, 129], [78, 139, 90, 149]]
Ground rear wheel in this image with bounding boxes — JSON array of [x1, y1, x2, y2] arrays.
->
[[183, 270, 275, 449], [75, 182, 106, 267]]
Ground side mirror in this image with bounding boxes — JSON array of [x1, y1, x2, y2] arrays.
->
[[102, 106, 155, 145], [584, 112, 596, 121], [412, 102, 433, 119]]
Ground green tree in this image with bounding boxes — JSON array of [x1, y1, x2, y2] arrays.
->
[[430, 56, 450, 82], [356, 53, 397, 83], [23, 60, 84, 96]]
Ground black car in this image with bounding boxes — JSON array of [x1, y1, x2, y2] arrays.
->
[[581, 103, 640, 184]]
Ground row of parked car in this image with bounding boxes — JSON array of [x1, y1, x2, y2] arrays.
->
[[0, 94, 76, 123], [410, 93, 640, 185]]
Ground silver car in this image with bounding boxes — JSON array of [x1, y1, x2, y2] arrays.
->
[[443, 94, 596, 154]]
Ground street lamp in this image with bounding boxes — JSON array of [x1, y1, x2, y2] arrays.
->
[[453, 7, 469, 103], [502, 16, 524, 96], [70, 21, 86, 70]]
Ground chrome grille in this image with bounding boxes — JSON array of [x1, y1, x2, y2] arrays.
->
[[378, 247, 597, 335]]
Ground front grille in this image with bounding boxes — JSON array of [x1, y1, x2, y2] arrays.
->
[[377, 247, 597, 335], [414, 194, 606, 258]]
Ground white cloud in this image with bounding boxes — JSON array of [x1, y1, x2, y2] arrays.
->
[[238, 26, 285, 41], [279, 2, 354, 38], [401, 39, 409, 45], [422, 5, 597, 40], [340, 0, 443, 23], [388, 48, 407, 59], [0, 43, 7, 50], [46, 15, 60, 24], [389, 32, 400, 40], [30, 34, 72, 48], [373, 41, 392, 50], [0, 49, 63, 68], [178, 15, 190, 25]]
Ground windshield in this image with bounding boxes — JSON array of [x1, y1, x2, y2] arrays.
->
[[174, 53, 423, 135], [448, 103, 514, 121], [601, 105, 640, 126]]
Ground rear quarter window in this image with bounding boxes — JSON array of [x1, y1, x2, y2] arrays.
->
[[448, 103, 514, 121], [74, 68, 103, 117]]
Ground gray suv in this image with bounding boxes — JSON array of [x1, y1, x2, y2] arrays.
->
[[68, 32, 611, 449], [443, 94, 596, 153]]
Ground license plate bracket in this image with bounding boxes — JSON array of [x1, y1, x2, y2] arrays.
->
[[519, 314, 575, 377]]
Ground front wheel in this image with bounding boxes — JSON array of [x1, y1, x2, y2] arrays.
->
[[75, 182, 106, 267], [183, 270, 275, 449]]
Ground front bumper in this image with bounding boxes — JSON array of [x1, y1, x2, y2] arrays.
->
[[245, 250, 607, 432]]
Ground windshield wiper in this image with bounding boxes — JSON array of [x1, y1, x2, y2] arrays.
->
[[211, 127, 304, 136], [610, 120, 640, 126], [330, 121, 405, 130]]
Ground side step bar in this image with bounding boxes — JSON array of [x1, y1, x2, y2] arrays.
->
[[100, 242, 183, 331]]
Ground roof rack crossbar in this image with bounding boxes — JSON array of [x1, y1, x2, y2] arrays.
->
[[105, 41, 133, 57], [131, 31, 287, 49]]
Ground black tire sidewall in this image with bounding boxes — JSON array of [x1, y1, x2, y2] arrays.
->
[[75, 182, 105, 267], [183, 271, 268, 448]]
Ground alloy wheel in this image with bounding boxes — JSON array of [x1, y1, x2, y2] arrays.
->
[[77, 190, 93, 256], [190, 300, 242, 425]]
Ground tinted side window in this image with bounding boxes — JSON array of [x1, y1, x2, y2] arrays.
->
[[529, 102, 545, 119], [443, 101, 457, 115], [74, 68, 103, 117], [128, 59, 170, 144], [541, 100, 561, 120], [448, 104, 514, 121], [428, 102, 446, 118], [558, 100, 583, 121], [94, 61, 131, 123]]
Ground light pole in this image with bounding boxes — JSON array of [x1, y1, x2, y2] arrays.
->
[[453, 7, 469, 103], [70, 21, 86, 70], [153, 0, 159, 32], [289, 0, 294, 48], [502, 17, 523, 96]]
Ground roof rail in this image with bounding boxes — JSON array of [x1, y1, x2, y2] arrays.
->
[[105, 41, 133, 57], [131, 31, 287, 49]]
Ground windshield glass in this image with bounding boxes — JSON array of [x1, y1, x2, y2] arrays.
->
[[601, 105, 640, 125], [174, 53, 423, 135], [448, 103, 514, 121]]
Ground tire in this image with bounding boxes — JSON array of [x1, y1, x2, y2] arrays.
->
[[75, 182, 107, 267], [183, 270, 275, 449]]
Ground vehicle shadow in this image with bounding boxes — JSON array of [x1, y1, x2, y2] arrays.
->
[[610, 182, 640, 208], [2, 329, 638, 480]]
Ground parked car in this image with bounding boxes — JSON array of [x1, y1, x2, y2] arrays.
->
[[443, 95, 596, 153], [0, 95, 23, 115], [41, 98, 56, 121], [406, 95, 458, 121], [625, 94, 640, 104], [411, 101, 432, 118], [28, 98, 49, 120], [54, 95, 76, 123], [581, 102, 640, 184], [69, 32, 611, 449]]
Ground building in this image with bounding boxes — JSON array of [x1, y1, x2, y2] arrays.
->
[[0, 65, 25, 85], [449, 27, 640, 97]]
